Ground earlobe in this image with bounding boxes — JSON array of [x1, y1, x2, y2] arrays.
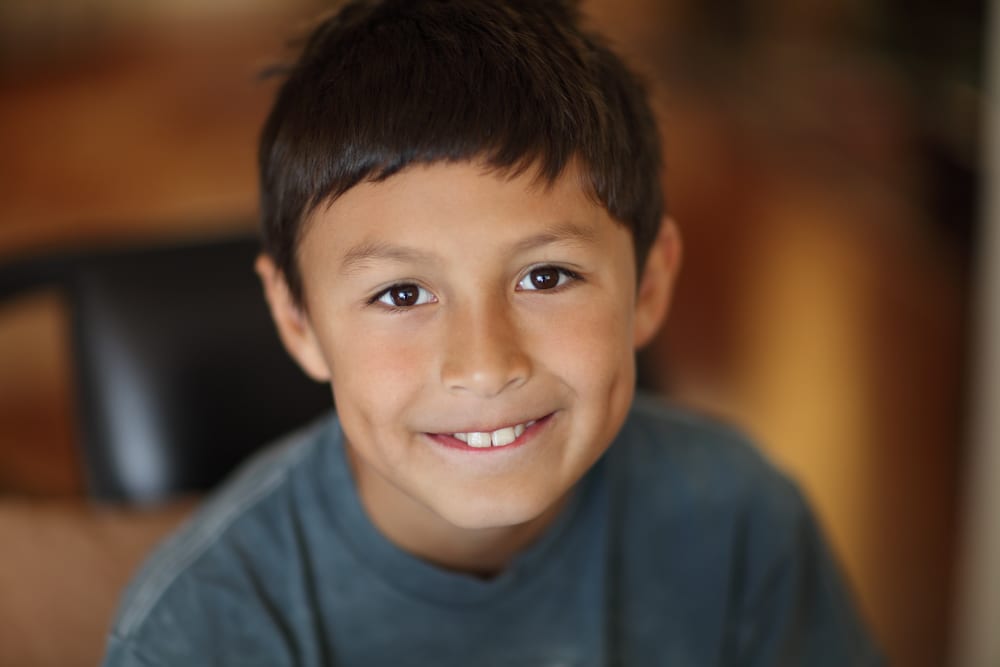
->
[[254, 254, 332, 382], [633, 217, 682, 349]]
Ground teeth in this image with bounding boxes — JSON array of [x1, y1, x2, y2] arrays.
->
[[491, 427, 516, 447], [451, 419, 536, 448], [466, 432, 492, 448]]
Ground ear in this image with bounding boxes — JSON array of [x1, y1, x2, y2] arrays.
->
[[255, 254, 332, 382], [633, 217, 682, 349]]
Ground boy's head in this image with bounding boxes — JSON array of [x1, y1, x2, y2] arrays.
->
[[256, 0, 681, 570], [258, 0, 665, 304]]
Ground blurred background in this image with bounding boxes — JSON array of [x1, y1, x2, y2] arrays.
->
[[0, 0, 991, 665]]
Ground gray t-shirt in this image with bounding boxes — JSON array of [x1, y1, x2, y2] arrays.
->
[[103, 397, 882, 666]]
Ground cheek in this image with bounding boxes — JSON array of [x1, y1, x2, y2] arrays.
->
[[324, 319, 431, 419], [532, 295, 636, 387]]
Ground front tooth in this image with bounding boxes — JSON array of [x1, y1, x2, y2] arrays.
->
[[467, 432, 492, 448], [453, 433, 469, 443], [491, 427, 517, 447]]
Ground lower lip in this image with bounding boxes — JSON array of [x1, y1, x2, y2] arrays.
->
[[426, 413, 554, 452]]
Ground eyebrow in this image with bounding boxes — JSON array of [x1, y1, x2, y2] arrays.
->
[[339, 241, 437, 276], [338, 221, 598, 276], [510, 221, 598, 254]]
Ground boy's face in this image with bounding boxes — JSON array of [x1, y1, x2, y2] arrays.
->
[[259, 160, 678, 556]]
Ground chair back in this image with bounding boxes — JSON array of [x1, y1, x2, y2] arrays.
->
[[2, 233, 332, 504]]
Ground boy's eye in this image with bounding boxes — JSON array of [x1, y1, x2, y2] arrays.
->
[[517, 267, 577, 291], [375, 283, 436, 308]]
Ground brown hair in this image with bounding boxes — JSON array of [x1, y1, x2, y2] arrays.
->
[[259, 0, 665, 302]]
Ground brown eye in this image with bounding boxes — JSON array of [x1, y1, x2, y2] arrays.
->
[[529, 268, 560, 290], [391, 285, 418, 306], [518, 266, 577, 291], [376, 283, 434, 308]]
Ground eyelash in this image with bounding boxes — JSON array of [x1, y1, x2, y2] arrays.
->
[[367, 265, 583, 313]]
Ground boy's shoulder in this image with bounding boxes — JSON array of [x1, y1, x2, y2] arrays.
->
[[614, 397, 882, 665], [625, 393, 765, 457], [616, 395, 832, 594], [619, 394, 798, 510], [105, 412, 337, 657]]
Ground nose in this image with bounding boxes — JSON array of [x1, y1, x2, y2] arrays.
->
[[440, 297, 531, 397]]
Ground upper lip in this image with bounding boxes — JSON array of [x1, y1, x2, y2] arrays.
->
[[427, 412, 551, 435]]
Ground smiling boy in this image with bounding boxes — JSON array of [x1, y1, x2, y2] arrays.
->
[[103, 1, 881, 665], [258, 159, 671, 574]]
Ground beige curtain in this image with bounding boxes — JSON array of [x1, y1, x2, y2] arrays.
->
[[952, 2, 1000, 664]]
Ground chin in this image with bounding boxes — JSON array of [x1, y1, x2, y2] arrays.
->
[[434, 490, 558, 532]]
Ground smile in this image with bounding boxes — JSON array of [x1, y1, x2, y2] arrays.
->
[[428, 413, 554, 451]]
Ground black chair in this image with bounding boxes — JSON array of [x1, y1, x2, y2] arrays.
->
[[0, 232, 332, 504]]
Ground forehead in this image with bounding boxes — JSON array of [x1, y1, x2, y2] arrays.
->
[[299, 160, 623, 257]]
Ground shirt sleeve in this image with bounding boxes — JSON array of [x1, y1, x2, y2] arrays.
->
[[101, 558, 300, 667], [730, 478, 885, 667]]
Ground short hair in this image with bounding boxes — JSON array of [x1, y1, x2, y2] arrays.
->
[[259, 0, 664, 302]]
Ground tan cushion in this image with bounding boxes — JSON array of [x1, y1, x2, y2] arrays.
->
[[0, 499, 195, 667]]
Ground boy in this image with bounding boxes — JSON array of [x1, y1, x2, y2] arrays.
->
[[104, 1, 881, 664]]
